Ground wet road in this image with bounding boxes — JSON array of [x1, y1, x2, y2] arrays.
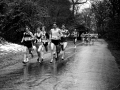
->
[[0, 40, 120, 90]]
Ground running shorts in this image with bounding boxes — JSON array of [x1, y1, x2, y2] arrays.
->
[[23, 41, 32, 49], [34, 42, 43, 49], [43, 42, 48, 47], [61, 37, 67, 43], [51, 39, 60, 46], [73, 37, 77, 40]]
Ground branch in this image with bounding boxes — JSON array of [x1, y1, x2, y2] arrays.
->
[[72, 0, 88, 5], [50, 0, 88, 5]]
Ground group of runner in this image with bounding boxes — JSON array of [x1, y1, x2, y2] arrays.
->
[[81, 32, 98, 45], [21, 23, 79, 64]]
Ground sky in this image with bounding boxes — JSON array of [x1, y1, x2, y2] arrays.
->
[[77, 0, 103, 13], [78, 0, 91, 13]]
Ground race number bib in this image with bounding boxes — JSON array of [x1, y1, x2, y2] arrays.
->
[[24, 37, 32, 41], [42, 40, 47, 42], [52, 36, 59, 39], [63, 35, 67, 37], [74, 33, 77, 37], [37, 39, 41, 43], [81, 34, 85, 37]]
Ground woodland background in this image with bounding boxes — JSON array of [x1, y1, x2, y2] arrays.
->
[[0, 0, 120, 47]]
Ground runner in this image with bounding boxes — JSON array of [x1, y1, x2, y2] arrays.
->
[[91, 33, 95, 45], [21, 26, 34, 64], [87, 32, 91, 45], [34, 26, 43, 63], [95, 33, 98, 41], [81, 32, 85, 44], [84, 32, 88, 45], [71, 29, 79, 48], [41, 26, 49, 53], [50, 23, 61, 63], [60, 24, 70, 60]]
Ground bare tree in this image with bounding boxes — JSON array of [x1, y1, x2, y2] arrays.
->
[[70, 0, 88, 16]]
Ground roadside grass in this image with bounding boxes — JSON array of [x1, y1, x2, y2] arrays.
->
[[0, 40, 80, 69], [107, 40, 120, 69]]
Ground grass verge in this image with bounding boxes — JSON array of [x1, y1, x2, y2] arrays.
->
[[107, 40, 120, 69]]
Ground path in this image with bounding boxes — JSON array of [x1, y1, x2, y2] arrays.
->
[[0, 39, 120, 90]]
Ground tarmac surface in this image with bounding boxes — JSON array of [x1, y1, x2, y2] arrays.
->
[[0, 40, 120, 90]]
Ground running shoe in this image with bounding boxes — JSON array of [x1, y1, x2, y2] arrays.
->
[[74, 46, 76, 48], [22, 61, 27, 64], [62, 57, 64, 60], [22, 58, 29, 64], [50, 59, 53, 63]]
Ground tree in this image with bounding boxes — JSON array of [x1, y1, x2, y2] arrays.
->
[[0, 0, 73, 43], [91, 0, 120, 46], [70, 0, 88, 16], [0, 0, 47, 43], [91, 0, 112, 36]]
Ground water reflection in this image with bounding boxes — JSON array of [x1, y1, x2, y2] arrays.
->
[[23, 65, 28, 80], [22, 58, 70, 79], [0, 56, 73, 90]]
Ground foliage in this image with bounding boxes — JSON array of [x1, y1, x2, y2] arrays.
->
[[91, 0, 120, 45], [91, 0, 112, 35], [0, 0, 72, 43], [0, 0, 43, 43]]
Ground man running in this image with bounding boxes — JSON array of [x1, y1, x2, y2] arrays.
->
[[34, 26, 43, 63], [81, 32, 85, 44], [71, 29, 79, 48], [87, 32, 91, 45], [21, 26, 34, 64], [60, 24, 70, 60], [90, 33, 95, 45], [50, 23, 61, 63], [84, 32, 88, 45], [95, 33, 98, 41]]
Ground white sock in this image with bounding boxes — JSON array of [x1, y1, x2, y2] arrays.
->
[[26, 58, 29, 62], [24, 54, 26, 62]]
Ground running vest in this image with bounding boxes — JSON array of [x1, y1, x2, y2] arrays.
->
[[51, 28, 61, 39], [61, 29, 69, 37], [41, 31, 48, 42], [23, 32, 33, 41], [72, 31, 78, 37], [34, 32, 42, 43], [85, 34, 89, 38], [81, 33, 85, 38]]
